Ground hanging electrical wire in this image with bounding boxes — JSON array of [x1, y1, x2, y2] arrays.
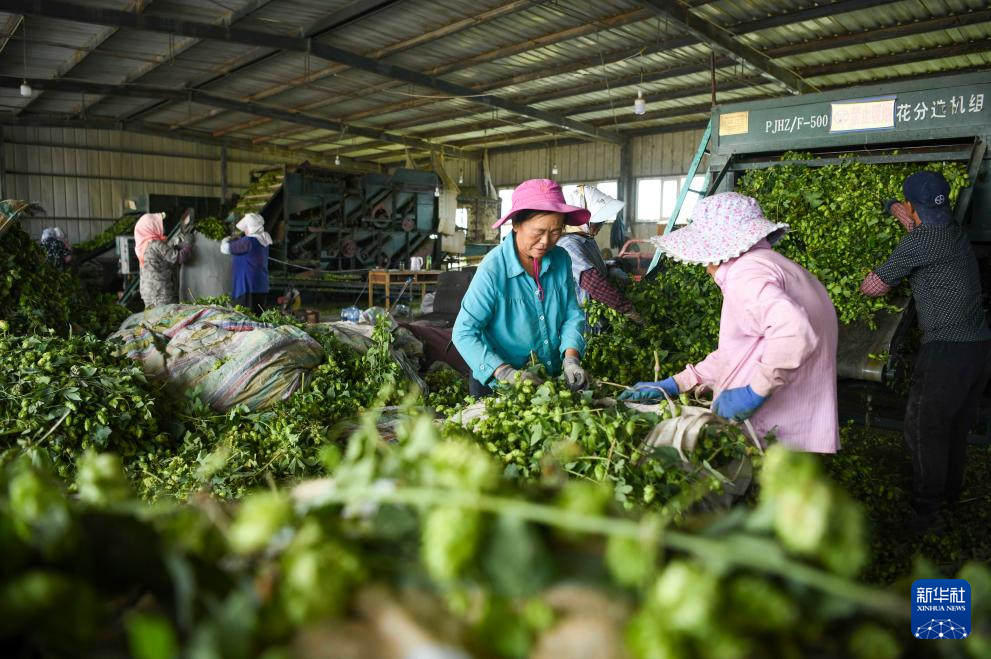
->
[[19, 17, 31, 97]]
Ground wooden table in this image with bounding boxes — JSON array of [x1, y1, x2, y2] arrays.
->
[[368, 269, 443, 310]]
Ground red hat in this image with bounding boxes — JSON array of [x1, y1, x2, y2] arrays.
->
[[492, 179, 591, 229]]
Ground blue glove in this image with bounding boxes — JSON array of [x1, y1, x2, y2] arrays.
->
[[618, 377, 679, 401], [712, 385, 767, 421]]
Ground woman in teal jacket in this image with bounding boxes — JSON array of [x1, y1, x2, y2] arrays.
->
[[453, 179, 591, 397]]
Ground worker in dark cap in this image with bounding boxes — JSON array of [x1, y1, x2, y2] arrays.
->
[[861, 170, 991, 536]]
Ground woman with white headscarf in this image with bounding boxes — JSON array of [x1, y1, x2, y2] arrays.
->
[[221, 212, 271, 314], [134, 212, 192, 309], [556, 185, 640, 322], [40, 227, 72, 271]]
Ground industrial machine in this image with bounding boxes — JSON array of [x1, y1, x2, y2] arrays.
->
[[238, 163, 444, 294], [700, 70, 991, 435]]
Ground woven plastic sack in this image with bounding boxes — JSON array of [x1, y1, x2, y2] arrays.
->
[[111, 304, 324, 411]]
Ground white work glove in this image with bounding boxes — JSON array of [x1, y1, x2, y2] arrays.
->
[[562, 355, 589, 392], [220, 236, 231, 255], [493, 363, 543, 386]]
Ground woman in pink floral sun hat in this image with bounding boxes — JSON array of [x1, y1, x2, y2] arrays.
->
[[620, 192, 840, 454], [453, 179, 592, 397]]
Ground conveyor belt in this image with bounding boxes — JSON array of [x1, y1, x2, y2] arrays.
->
[[836, 297, 913, 383]]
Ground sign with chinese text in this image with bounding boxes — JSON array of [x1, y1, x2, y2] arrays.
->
[[712, 72, 991, 154], [911, 579, 971, 640], [719, 111, 749, 136], [830, 96, 896, 133]]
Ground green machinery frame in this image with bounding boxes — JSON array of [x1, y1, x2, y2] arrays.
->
[[707, 70, 991, 236], [667, 71, 991, 436]]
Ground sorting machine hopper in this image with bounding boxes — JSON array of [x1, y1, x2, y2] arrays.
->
[[706, 70, 991, 386]]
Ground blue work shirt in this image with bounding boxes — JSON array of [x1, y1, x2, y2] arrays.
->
[[229, 236, 269, 298], [453, 232, 586, 386]]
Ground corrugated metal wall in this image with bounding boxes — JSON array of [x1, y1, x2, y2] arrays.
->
[[1, 125, 702, 244], [0, 127, 287, 241], [489, 141, 622, 186], [439, 156, 479, 190], [631, 129, 707, 178], [487, 129, 705, 186]]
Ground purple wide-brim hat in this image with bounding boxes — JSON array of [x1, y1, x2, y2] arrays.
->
[[650, 192, 789, 266], [492, 178, 591, 229]]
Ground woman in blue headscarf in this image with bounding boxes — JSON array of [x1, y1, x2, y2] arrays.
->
[[221, 213, 271, 315]]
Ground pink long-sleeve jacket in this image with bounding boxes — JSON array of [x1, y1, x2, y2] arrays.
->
[[673, 243, 840, 453]]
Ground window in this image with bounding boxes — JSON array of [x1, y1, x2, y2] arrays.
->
[[636, 179, 663, 222], [498, 188, 514, 218], [636, 175, 706, 224], [455, 208, 468, 231]]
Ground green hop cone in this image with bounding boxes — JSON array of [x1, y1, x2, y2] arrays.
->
[[421, 506, 481, 583], [650, 560, 718, 635], [7, 460, 72, 553], [626, 604, 687, 659], [606, 533, 657, 589], [760, 445, 833, 556], [774, 479, 833, 556], [75, 450, 132, 506], [819, 490, 866, 577], [227, 491, 292, 555], [556, 480, 612, 517], [279, 520, 364, 624], [847, 623, 900, 659], [425, 440, 498, 492], [727, 575, 797, 631]]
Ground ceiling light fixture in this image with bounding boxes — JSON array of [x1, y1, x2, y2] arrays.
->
[[634, 89, 646, 115], [633, 48, 647, 116]]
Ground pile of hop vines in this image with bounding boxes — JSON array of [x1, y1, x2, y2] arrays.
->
[[1, 221, 129, 337], [72, 213, 139, 252], [583, 262, 721, 385], [3, 414, 980, 659], [0, 332, 170, 482], [738, 154, 969, 325], [128, 314, 411, 501], [194, 216, 232, 241], [424, 364, 468, 411], [444, 378, 756, 510], [584, 157, 969, 386]]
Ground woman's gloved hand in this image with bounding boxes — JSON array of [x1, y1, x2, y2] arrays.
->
[[625, 310, 644, 324], [618, 377, 679, 401], [712, 385, 767, 421], [561, 356, 589, 392], [493, 363, 543, 386], [220, 236, 231, 255]]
